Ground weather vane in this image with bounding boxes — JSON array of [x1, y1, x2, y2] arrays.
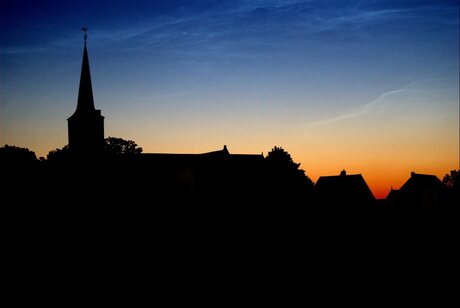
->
[[82, 27, 88, 44]]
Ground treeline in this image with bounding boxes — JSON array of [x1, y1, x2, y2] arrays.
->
[[1, 140, 458, 208]]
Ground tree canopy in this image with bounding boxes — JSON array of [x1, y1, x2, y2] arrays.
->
[[443, 170, 459, 191], [45, 137, 143, 161], [265, 146, 314, 193], [266, 146, 300, 169], [104, 137, 143, 156], [0, 144, 37, 165], [47, 145, 70, 161]]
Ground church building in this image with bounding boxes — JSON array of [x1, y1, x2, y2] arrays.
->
[[66, 29, 266, 200], [67, 29, 104, 155]]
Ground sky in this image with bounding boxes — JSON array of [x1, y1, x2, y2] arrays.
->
[[1, 0, 458, 198]]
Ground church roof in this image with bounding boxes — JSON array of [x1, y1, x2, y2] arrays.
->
[[129, 146, 264, 166], [141, 145, 263, 160], [200, 145, 230, 157]]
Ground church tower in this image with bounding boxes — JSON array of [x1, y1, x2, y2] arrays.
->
[[68, 28, 104, 155]]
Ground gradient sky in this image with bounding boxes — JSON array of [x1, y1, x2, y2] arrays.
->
[[1, 0, 458, 198]]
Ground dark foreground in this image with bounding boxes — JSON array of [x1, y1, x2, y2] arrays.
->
[[3, 158, 458, 301]]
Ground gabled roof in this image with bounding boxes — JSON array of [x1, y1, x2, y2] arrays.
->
[[399, 172, 444, 193], [315, 170, 375, 202], [386, 172, 449, 207]]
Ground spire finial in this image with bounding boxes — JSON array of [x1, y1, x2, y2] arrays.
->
[[82, 27, 88, 44]]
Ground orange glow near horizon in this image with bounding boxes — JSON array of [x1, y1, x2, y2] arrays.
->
[[5, 92, 457, 201], [3, 92, 457, 202]]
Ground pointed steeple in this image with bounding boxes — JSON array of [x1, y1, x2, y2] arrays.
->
[[68, 28, 105, 155], [74, 28, 95, 114]]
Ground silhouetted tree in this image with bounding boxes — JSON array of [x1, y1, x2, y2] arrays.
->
[[443, 170, 459, 190], [46, 145, 71, 162], [265, 146, 314, 197], [104, 137, 143, 156], [0, 144, 38, 166], [0, 145, 39, 194], [266, 146, 297, 168], [46, 137, 142, 161], [443, 170, 460, 205]]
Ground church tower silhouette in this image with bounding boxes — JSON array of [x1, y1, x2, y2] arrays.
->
[[67, 29, 104, 155]]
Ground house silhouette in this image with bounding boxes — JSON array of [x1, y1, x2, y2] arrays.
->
[[386, 172, 449, 208], [314, 170, 375, 207]]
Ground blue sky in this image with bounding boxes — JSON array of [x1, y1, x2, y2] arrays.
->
[[1, 0, 458, 196]]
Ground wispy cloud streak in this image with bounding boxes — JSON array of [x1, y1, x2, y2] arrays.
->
[[302, 88, 406, 131], [91, 1, 455, 57]]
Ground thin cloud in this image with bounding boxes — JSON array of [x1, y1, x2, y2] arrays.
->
[[19, 0, 448, 58], [87, 1, 453, 54], [302, 88, 406, 131], [3, 1, 456, 56]]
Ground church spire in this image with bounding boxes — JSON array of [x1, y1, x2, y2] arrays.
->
[[68, 28, 105, 155], [74, 27, 95, 114]]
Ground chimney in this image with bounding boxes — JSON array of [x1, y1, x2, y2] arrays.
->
[[340, 169, 346, 176]]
